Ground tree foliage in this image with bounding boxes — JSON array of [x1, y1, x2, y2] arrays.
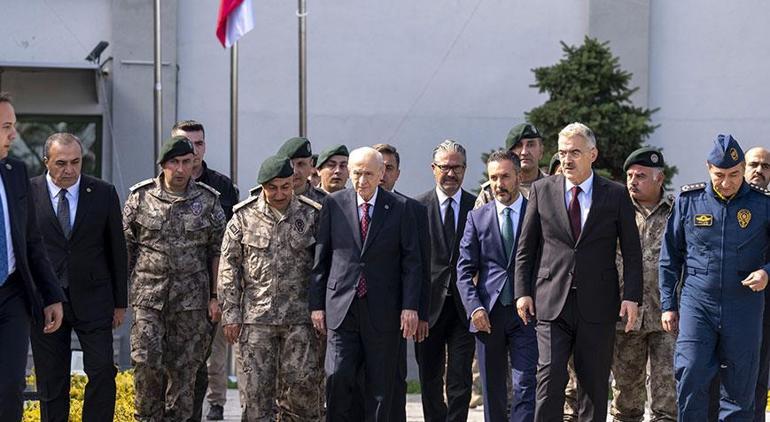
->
[[525, 36, 675, 182]]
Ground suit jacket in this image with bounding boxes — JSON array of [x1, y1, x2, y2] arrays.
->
[[457, 198, 527, 333], [0, 158, 64, 325], [310, 188, 422, 331], [416, 188, 476, 328], [31, 174, 127, 321], [395, 190, 432, 323], [514, 174, 643, 323]]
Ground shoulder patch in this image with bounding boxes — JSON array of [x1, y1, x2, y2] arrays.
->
[[196, 181, 221, 196], [297, 194, 322, 210], [680, 182, 706, 193], [249, 185, 262, 197], [233, 195, 260, 213], [129, 178, 154, 192], [749, 183, 770, 196]]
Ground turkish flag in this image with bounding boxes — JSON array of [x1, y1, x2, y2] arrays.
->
[[216, 0, 254, 48]]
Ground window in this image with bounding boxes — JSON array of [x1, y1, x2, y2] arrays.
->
[[11, 115, 102, 177]]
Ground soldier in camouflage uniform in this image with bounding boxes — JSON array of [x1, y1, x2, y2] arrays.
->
[[470, 123, 547, 408], [610, 148, 677, 422], [474, 123, 547, 209], [219, 155, 324, 422], [124, 136, 226, 421]]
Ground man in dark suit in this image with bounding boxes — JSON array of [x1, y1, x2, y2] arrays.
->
[[0, 93, 64, 421], [416, 139, 476, 422], [373, 142, 431, 422], [457, 150, 537, 422], [310, 146, 422, 421], [514, 122, 643, 421], [29, 132, 127, 421]]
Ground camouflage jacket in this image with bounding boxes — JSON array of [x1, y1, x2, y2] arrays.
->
[[474, 169, 546, 209], [218, 194, 320, 325], [616, 192, 673, 332], [123, 176, 226, 312]]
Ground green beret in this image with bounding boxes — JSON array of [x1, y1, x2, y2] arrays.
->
[[257, 155, 294, 185], [623, 147, 665, 172], [277, 137, 312, 159], [505, 123, 543, 150], [316, 144, 349, 168], [157, 135, 195, 165], [548, 152, 561, 175]]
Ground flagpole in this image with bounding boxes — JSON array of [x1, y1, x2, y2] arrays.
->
[[298, 0, 307, 137], [153, 0, 162, 167], [230, 41, 239, 184]]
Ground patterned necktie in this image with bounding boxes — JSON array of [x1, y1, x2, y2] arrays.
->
[[356, 202, 371, 297], [58, 189, 71, 239], [569, 186, 582, 242], [0, 191, 8, 287], [443, 197, 456, 248], [500, 207, 514, 305]]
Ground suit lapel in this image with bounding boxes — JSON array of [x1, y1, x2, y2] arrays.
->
[[485, 203, 507, 265], [577, 176, 606, 245], [34, 177, 64, 238], [508, 198, 528, 268], [0, 162, 21, 250], [554, 174, 578, 244], [361, 188, 390, 256], [452, 190, 473, 256], [429, 191, 449, 252], [342, 190, 363, 253], [70, 177, 93, 239]]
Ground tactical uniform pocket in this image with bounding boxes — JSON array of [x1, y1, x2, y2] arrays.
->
[[244, 234, 270, 281]]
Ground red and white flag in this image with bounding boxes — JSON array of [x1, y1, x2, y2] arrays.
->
[[216, 0, 254, 48]]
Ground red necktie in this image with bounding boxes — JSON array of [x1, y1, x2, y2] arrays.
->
[[357, 203, 371, 297], [569, 186, 582, 242]]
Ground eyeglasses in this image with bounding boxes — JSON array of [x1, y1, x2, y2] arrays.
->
[[433, 163, 466, 174], [556, 148, 592, 160]]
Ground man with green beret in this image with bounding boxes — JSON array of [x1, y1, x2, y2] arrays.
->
[[277, 136, 327, 203], [218, 155, 324, 421], [123, 135, 227, 420], [309, 154, 321, 188], [316, 144, 350, 194], [548, 152, 561, 175], [609, 147, 677, 422], [474, 123, 547, 209]]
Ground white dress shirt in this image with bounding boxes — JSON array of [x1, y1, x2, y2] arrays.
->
[[356, 187, 379, 221], [435, 187, 462, 230], [0, 172, 15, 273], [564, 172, 594, 229], [46, 173, 80, 228], [495, 193, 524, 237]]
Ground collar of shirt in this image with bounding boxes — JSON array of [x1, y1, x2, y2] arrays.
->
[[357, 187, 379, 218], [435, 186, 462, 207], [46, 172, 81, 204], [564, 171, 594, 205], [494, 193, 523, 231]]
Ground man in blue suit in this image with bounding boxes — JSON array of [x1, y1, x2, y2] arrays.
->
[[457, 150, 537, 422]]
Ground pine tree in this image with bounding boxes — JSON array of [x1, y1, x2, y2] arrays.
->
[[526, 36, 675, 182]]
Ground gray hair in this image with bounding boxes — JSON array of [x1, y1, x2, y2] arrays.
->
[[432, 139, 467, 165], [559, 122, 597, 148], [44, 133, 83, 159]]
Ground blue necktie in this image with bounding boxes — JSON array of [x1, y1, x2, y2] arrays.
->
[[0, 192, 9, 286]]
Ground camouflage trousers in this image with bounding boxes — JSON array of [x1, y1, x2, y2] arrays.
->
[[610, 330, 677, 422], [131, 307, 210, 422], [236, 324, 324, 422], [563, 357, 578, 421]]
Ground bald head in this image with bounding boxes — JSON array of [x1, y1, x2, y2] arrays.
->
[[745, 147, 770, 188], [349, 147, 385, 200]]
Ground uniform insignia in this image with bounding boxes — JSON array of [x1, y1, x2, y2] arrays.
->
[[694, 214, 713, 227], [681, 182, 706, 192], [130, 178, 154, 192], [295, 219, 306, 234], [650, 153, 659, 163], [749, 183, 770, 195], [191, 200, 203, 216], [737, 209, 752, 229], [730, 148, 739, 161], [297, 194, 322, 210], [233, 195, 259, 213], [196, 181, 221, 196], [249, 185, 263, 197], [228, 224, 241, 238]]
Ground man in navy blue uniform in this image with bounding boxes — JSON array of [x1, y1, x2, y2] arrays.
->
[[660, 135, 770, 421]]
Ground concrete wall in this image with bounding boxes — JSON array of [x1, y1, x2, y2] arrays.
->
[[177, 0, 588, 196]]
